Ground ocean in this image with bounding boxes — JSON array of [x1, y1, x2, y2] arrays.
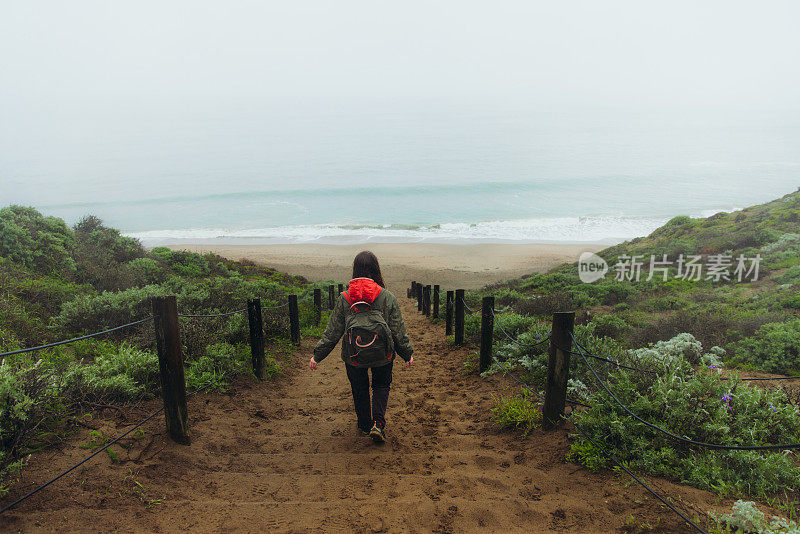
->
[[2, 105, 798, 245]]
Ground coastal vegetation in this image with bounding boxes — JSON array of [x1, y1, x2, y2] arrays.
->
[[0, 205, 330, 495], [484, 189, 800, 520]]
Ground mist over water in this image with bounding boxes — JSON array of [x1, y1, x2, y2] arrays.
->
[[2, 2, 799, 244], [3, 106, 798, 244]]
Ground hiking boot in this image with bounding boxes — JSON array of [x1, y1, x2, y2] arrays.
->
[[358, 425, 371, 436], [369, 423, 386, 443]]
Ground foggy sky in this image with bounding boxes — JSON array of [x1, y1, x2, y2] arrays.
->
[[1, 0, 799, 115]]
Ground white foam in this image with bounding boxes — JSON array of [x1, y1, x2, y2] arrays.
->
[[127, 215, 672, 246]]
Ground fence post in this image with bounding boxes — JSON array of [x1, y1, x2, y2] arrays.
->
[[338, 283, 344, 295], [542, 311, 575, 430], [480, 296, 494, 373], [423, 285, 431, 316], [417, 284, 423, 312], [433, 285, 440, 319], [313, 288, 322, 325], [247, 299, 266, 380], [411, 281, 417, 297], [328, 285, 335, 310], [446, 291, 454, 336], [151, 296, 190, 445], [288, 294, 300, 345], [454, 289, 465, 345]]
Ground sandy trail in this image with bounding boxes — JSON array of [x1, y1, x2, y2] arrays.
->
[[0, 295, 725, 533]]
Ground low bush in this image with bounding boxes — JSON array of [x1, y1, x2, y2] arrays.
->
[[186, 342, 257, 391], [728, 320, 800, 374], [570, 334, 800, 500], [491, 390, 541, 437]]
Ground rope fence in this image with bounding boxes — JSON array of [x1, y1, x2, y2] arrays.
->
[[0, 317, 155, 358], [408, 280, 800, 533], [0, 282, 348, 515]]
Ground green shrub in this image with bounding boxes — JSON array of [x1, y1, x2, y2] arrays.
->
[[0, 358, 68, 496], [592, 314, 632, 339], [491, 391, 541, 437], [712, 500, 799, 534], [0, 205, 76, 274], [780, 294, 800, 309], [186, 342, 252, 391], [493, 288, 524, 307], [126, 257, 163, 285], [51, 284, 169, 335], [72, 215, 147, 290], [570, 334, 800, 500], [643, 295, 690, 311], [65, 343, 160, 400], [728, 320, 800, 374]]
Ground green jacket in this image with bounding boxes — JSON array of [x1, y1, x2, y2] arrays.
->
[[313, 289, 413, 365]]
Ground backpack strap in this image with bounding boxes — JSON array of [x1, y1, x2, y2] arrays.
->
[[349, 300, 371, 313]]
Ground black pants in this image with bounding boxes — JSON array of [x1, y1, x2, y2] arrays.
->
[[345, 361, 393, 431]]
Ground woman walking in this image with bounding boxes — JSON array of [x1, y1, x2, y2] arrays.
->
[[309, 251, 414, 442]]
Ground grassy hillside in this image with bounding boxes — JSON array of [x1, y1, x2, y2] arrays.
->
[[459, 189, 800, 519], [478, 188, 800, 374], [0, 206, 331, 496]]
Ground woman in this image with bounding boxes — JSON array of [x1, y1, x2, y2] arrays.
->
[[309, 251, 414, 443]]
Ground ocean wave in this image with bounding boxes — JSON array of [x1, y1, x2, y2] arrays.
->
[[38, 176, 633, 210], [127, 215, 671, 245]]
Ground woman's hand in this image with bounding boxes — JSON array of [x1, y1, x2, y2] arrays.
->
[[406, 356, 414, 368], [309, 357, 318, 370]]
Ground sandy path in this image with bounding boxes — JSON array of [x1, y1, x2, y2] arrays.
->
[[0, 295, 724, 533]]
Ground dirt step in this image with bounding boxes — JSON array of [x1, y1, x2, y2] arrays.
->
[[196, 451, 549, 477]]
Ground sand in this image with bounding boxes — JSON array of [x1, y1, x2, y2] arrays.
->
[[0, 296, 727, 532], [167, 242, 603, 290]]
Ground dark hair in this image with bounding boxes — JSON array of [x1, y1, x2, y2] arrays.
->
[[352, 250, 386, 288]]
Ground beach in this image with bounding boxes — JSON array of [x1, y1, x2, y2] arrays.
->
[[167, 242, 603, 290]]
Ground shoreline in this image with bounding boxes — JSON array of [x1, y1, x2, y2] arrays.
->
[[165, 242, 604, 290]]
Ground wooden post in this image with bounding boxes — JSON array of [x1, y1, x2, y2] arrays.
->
[[417, 284, 423, 312], [423, 285, 431, 316], [445, 291, 454, 336], [543, 311, 575, 430], [151, 296, 189, 445], [479, 296, 495, 373], [411, 281, 417, 297], [328, 285, 335, 310], [454, 289, 465, 345], [288, 294, 300, 346], [338, 283, 344, 294], [433, 285, 440, 319], [313, 288, 322, 325], [247, 299, 266, 380]]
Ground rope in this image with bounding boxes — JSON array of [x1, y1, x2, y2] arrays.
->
[[261, 301, 289, 310], [722, 375, 800, 381], [492, 357, 591, 408], [0, 407, 164, 514], [0, 317, 155, 358], [490, 308, 551, 348], [569, 336, 798, 382], [490, 341, 704, 531], [0, 370, 230, 515], [460, 298, 476, 315], [570, 421, 707, 533], [178, 308, 246, 318], [568, 337, 658, 374], [571, 333, 800, 451]]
